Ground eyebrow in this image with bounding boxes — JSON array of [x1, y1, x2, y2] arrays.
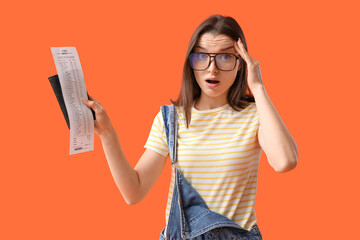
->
[[195, 46, 235, 51]]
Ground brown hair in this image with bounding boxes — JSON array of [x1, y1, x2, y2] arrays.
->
[[171, 14, 255, 128]]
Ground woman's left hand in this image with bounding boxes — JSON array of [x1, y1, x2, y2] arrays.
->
[[234, 38, 264, 93]]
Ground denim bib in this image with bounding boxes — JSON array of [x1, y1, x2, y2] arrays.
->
[[159, 104, 262, 240]]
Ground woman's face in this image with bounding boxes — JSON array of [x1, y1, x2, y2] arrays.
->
[[193, 33, 241, 101]]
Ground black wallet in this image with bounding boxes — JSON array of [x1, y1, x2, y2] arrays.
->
[[48, 74, 96, 129]]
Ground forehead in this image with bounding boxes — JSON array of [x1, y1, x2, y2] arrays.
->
[[195, 33, 235, 52]]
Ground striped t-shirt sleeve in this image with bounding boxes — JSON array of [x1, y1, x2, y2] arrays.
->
[[144, 109, 169, 157]]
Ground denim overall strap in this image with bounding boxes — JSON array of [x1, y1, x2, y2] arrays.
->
[[160, 104, 259, 239], [161, 104, 178, 165]]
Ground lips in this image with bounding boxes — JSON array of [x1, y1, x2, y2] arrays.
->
[[205, 78, 220, 88]]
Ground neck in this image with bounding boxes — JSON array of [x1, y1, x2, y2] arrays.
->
[[194, 94, 228, 111]]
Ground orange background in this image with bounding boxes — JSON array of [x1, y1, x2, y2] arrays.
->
[[1, 0, 359, 239]]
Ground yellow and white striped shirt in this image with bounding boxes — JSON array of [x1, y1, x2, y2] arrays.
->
[[144, 102, 262, 230]]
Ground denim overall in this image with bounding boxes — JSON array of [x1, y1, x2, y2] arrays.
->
[[159, 105, 262, 240]]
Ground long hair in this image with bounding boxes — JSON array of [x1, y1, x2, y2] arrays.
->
[[171, 14, 255, 128]]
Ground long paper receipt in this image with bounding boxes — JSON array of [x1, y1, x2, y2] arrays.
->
[[51, 47, 94, 155]]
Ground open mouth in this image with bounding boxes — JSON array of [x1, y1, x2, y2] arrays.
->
[[205, 79, 220, 88], [206, 80, 220, 84]]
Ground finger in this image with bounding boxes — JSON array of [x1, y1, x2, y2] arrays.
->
[[87, 94, 102, 107], [236, 38, 254, 64], [82, 98, 102, 113], [88, 94, 97, 102], [234, 41, 246, 62], [237, 38, 253, 63], [234, 40, 250, 65]]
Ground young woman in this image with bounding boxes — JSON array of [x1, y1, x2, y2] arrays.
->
[[82, 15, 298, 240]]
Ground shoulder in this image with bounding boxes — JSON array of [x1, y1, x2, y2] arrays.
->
[[245, 102, 256, 109], [244, 102, 257, 113], [229, 102, 257, 115], [245, 102, 259, 119], [160, 104, 185, 118], [156, 104, 182, 126]]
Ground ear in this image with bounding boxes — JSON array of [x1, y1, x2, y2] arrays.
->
[[237, 60, 241, 71]]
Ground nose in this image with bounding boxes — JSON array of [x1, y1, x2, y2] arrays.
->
[[208, 56, 219, 73]]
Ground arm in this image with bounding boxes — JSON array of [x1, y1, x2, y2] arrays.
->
[[234, 38, 298, 173], [100, 129, 167, 204], [253, 86, 298, 173], [82, 96, 167, 205]]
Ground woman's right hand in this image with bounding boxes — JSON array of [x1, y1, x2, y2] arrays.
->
[[81, 95, 114, 138]]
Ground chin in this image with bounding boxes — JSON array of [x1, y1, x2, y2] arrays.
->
[[202, 89, 225, 98]]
